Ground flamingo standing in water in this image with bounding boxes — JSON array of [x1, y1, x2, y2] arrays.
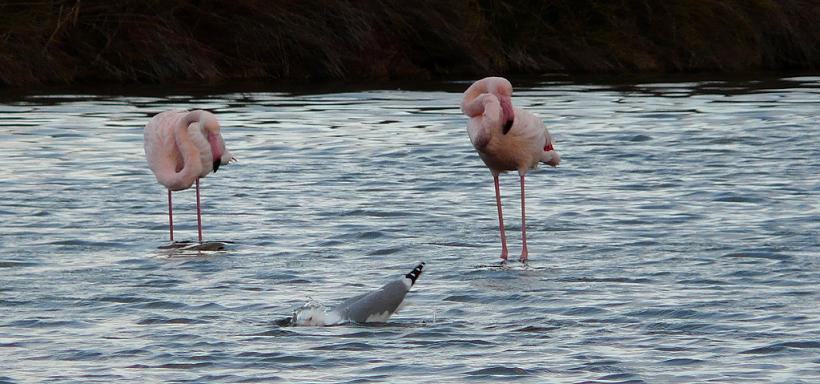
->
[[144, 110, 234, 243], [461, 77, 560, 263]]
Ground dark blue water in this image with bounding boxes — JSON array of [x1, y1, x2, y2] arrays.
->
[[1, 76, 818, 382]]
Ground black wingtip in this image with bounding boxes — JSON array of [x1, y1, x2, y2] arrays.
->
[[404, 262, 425, 285], [502, 119, 514, 134]]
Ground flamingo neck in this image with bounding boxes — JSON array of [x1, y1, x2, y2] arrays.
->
[[165, 112, 207, 190]]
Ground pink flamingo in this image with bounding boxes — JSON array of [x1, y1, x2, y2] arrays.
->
[[461, 77, 560, 263], [144, 110, 234, 244]]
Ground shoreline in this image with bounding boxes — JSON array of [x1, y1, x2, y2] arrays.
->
[[2, 1, 819, 88], [2, 70, 818, 98]]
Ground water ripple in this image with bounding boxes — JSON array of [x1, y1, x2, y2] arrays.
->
[[1, 75, 818, 382]]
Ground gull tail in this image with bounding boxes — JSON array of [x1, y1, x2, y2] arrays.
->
[[405, 261, 425, 286]]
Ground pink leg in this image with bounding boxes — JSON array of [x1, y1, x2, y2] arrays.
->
[[519, 174, 528, 262], [493, 174, 509, 261], [167, 189, 174, 242], [195, 178, 203, 243]]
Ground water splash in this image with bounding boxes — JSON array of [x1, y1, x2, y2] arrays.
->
[[292, 299, 344, 326]]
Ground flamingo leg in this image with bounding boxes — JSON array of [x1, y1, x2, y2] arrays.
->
[[196, 178, 203, 243], [167, 189, 174, 242], [493, 174, 509, 261], [519, 174, 528, 263]]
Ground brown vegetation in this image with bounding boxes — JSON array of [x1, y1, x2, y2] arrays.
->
[[1, 0, 819, 87]]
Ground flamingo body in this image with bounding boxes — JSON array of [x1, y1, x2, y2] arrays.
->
[[461, 77, 560, 262], [471, 107, 558, 175], [144, 110, 233, 243], [144, 110, 232, 190]]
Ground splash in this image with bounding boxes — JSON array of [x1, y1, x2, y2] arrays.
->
[[291, 300, 344, 326]]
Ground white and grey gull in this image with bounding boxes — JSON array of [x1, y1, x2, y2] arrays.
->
[[288, 262, 425, 326]]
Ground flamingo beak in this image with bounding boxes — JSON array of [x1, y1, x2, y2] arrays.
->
[[207, 132, 224, 173], [503, 119, 513, 133], [499, 96, 515, 134]]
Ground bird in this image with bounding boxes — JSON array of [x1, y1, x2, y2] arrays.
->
[[144, 110, 234, 244], [329, 261, 425, 323], [292, 262, 425, 326], [461, 77, 560, 263]]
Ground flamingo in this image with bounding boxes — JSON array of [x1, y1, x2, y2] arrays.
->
[[461, 77, 560, 263], [144, 110, 234, 244]]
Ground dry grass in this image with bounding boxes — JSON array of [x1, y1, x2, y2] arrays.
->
[[1, 0, 818, 87]]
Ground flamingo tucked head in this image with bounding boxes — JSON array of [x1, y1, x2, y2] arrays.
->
[[486, 78, 514, 134], [498, 95, 515, 133], [200, 114, 234, 173], [207, 132, 224, 172]]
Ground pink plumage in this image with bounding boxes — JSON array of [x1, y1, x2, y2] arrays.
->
[[144, 110, 234, 243], [461, 77, 560, 262]]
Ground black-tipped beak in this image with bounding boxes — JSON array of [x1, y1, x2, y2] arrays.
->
[[502, 119, 514, 134], [213, 160, 221, 173]]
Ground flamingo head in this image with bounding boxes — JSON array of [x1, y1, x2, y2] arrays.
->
[[207, 132, 224, 172], [203, 118, 234, 173], [498, 95, 515, 134], [485, 77, 514, 133]]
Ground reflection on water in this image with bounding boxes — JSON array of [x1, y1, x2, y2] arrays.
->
[[1, 75, 818, 382]]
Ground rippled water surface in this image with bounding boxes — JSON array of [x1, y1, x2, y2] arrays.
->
[[2, 75, 819, 383]]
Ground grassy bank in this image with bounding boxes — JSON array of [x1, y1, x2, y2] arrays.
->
[[1, 0, 819, 87]]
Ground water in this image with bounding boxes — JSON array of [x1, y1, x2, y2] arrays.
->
[[1, 75, 819, 382]]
